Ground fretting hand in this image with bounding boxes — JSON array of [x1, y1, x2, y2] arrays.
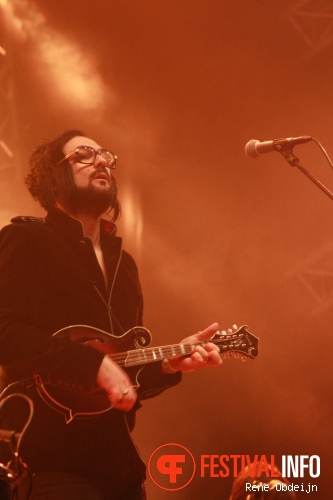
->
[[162, 322, 222, 373]]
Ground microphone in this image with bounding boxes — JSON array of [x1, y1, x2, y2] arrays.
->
[[245, 136, 313, 159]]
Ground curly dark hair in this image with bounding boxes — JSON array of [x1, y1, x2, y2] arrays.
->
[[25, 130, 120, 221]]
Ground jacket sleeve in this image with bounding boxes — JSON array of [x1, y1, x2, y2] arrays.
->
[[136, 362, 182, 400], [0, 223, 105, 390]]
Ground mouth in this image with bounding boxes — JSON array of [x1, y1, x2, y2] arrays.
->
[[93, 172, 110, 182]]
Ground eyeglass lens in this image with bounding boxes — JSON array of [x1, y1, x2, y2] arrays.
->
[[76, 146, 116, 167]]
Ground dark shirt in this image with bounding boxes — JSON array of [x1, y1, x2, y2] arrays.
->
[[0, 209, 181, 487]]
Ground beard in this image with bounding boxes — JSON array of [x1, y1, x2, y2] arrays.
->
[[63, 175, 118, 218]]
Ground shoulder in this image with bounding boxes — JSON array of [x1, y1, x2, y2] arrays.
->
[[0, 216, 48, 245], [121, 248, 139, 270], [10, 216, 46, 225], [2, 216, 46, 231]]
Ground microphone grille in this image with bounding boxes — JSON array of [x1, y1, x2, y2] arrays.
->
[[244, 140, 260, 159]]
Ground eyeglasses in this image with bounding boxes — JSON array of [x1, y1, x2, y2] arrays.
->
[[58, 145, 117, 169]]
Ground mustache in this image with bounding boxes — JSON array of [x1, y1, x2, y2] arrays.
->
[[89, 167, 111, 182]]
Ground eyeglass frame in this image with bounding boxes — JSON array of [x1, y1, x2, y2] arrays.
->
[[57, 145, 117, 169]]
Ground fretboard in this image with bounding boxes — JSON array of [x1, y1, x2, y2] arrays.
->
[[111, 342, 199, 368]]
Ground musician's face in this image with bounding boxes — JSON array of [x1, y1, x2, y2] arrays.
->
[[61, 136, 117, 217], [63, 136, 112, 191]]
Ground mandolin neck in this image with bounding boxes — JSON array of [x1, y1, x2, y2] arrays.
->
[[111, 342, 198, 368]]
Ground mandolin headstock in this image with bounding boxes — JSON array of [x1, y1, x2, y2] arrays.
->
[[211, 325, 259, 360]]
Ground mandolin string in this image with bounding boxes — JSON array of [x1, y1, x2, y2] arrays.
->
[[108, 337, 239, 367], [110, 344, 196, 364], [109, 342, 202, 366]]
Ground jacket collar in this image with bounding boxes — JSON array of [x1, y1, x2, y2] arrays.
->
[[45, 208, 118, 244]]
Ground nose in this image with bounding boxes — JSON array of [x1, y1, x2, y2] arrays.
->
[[94, 153, 108, 169]]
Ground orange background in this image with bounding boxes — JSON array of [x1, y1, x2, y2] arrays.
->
[[0, 1, 332, 498]]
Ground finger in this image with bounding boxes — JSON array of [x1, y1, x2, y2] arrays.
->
[[109, 387, 137, 412], [192, 347, 221, 364], [197, 322, 219, 341], [189, 350, 222, 369], [192, 346, 210, 360], [114, 394, 137, 412], [116, 396, 137, 412], [207, 350, 223, 365], [204, 342, 220, 353]]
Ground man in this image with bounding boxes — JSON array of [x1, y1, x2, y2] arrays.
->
[[0, 130, 222, 499]]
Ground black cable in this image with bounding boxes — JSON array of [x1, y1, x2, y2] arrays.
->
[[0, 393, 34, 500]]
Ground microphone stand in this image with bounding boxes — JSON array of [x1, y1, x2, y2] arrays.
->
[[277, 146, 333, 201]]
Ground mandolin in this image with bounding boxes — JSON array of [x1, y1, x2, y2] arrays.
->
[[33, 324, 259, 423]]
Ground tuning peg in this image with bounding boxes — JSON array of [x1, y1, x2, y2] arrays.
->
[[220, 325, 238, 335]]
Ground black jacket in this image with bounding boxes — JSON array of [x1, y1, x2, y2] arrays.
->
[[0, 209, 181, 487]]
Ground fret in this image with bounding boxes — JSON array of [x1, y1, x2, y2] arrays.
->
[[170, 345, 177, 356], [125, 349, 144, 366], [147, 347, 163, 362], [124, 342, 195, 366], [151, 349, 157, 360]]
